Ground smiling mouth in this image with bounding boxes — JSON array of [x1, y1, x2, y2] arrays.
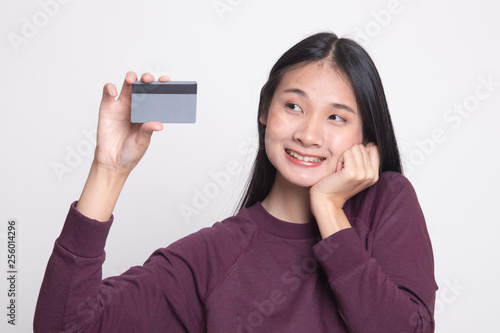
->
[[285, 149, 326, 163]]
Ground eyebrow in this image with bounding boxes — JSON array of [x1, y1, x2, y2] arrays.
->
[[281, 88, 356, 114]]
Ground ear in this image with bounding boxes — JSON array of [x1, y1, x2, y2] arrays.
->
[[259, 113, 267, 126]]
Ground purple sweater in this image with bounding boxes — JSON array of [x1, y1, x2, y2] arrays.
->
[[34, 172, 437, 332]]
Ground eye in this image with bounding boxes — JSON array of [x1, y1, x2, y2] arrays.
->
[[329, 114, 347, 122], [286, 103, 302, 112]]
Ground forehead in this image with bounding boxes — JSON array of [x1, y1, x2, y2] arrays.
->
[[276, 61, 357, 109]]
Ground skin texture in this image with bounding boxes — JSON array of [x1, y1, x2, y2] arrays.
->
[[260, 61, 380, 239]]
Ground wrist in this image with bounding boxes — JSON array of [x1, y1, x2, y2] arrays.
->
[[310, 188, 345, 211], [76, 160, 130, 222], [91, 159, 131, 181], [311, 196, 351, 239]]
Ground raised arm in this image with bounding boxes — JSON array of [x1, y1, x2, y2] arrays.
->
[[34, 72, 174, 332], [76, 72, 166, 221]]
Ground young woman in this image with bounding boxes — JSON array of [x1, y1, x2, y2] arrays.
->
[[35, 32, 437, 332]]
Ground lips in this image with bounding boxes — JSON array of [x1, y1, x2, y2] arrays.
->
[[285, 149, 326, 166]]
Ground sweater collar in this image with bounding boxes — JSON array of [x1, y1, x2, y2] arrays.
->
[[245, 202, 320, 240]]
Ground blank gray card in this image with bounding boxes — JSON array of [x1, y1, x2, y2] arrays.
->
[[131, 81, 197, 123]]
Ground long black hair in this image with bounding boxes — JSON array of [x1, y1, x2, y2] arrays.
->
[[238, 32, 402, 209]]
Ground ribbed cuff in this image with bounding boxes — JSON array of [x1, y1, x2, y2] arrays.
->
[[313, 228, 371, 283], [57, 201, 114, 258]]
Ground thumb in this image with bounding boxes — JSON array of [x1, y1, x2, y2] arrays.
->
[[138, 122, 163, 144], [141, 121, 163, 134]]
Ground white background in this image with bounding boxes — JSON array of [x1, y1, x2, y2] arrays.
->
[[1, 0, 499, 332]]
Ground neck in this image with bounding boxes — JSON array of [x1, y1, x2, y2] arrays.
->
[[261, 173, 313, 224]]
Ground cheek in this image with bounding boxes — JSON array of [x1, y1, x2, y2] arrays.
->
[[346, 123, 364, 146], [264, 111, 289, 145], [327, 128, 364, 156], [266, 111, 288, 135]]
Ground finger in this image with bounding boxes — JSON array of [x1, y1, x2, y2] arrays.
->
[[365, 142, 376, 149], [336, 153, 345, 172], [359, 146, 376, 181], [352, 145, 371, 181], [141, 121, 164, 133], [158, 75, 170, 82], [100, 83, 118, 106], [359, 145, 371, 169], [348, 145, 364, 170], [137, 122, 163, 147], [347, 145, 374, 183], [140, 73, 155, 83], [117, 71, 138, 104], [339, 148, 355, 173], [367, 144, 380, 174]]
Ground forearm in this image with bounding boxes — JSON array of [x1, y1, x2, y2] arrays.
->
[[310, 194, 351, 239], [34, 202, 205, 332], [34, 203, 113, 332], [34, 240, 106, 332], [76, 160, 130, 222], [312, 173, 436, 332], [313, 229, 435, 332], [332, 258, 433, 332]]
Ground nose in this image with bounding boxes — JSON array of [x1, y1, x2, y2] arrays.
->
[[293, 115, 324, 147]]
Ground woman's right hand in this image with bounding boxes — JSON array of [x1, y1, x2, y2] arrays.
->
[[94, 71, 167, 175], [75, 72, 168, 221]]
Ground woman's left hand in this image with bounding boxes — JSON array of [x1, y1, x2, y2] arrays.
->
[[309, 143, 380, 235]]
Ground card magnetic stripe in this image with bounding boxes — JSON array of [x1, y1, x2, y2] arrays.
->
[[132, 83, 197, 95]]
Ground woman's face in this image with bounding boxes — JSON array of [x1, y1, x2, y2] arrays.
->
[[260, 61, 364, 188]]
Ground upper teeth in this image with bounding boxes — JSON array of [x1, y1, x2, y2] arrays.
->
[[287, 150, 325, 162]]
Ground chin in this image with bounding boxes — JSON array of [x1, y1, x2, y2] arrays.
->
[[280, 173, 322, 189]]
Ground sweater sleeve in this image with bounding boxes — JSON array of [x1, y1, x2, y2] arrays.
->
[[34, 202, 205, 332], [312, 173, 438, 333]]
